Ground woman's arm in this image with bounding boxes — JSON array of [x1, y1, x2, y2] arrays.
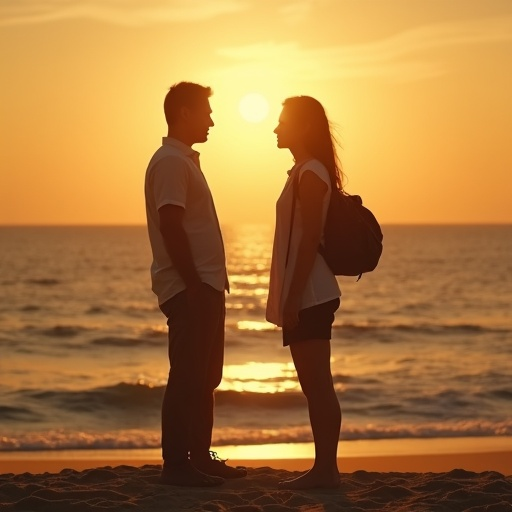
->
[[283, 170, 328, 328]]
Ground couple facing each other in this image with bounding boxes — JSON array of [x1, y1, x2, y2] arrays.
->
[[144, 81, 343, 490]]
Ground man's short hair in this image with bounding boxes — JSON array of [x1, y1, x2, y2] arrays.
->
[[164, 82, 213, 126]]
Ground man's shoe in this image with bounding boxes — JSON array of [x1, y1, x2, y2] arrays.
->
[[159, 461, 225, 487], [192, 451, 248, 479]]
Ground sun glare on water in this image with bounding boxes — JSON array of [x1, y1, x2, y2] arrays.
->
[[238, 93, 269, 123], [220, 362, 298, 393]]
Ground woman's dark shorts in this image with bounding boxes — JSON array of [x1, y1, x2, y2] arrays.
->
[[282, 297, 340, 346]]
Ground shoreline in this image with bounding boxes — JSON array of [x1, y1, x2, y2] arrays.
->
[[2, 438, 511, 511], [1, 452, 510, 476], [2, 437, 511, 476]]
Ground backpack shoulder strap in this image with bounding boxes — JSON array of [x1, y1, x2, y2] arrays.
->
[[285, 170, 299, 268], [285, 159, 322, 267]]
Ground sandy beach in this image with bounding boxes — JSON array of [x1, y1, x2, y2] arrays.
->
[[1, 444, 511, 512]]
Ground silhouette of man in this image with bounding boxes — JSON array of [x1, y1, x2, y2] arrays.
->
[[144, 82, 246, 486]]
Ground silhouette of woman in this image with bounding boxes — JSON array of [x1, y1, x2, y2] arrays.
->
[[266, 96, 343, 489]]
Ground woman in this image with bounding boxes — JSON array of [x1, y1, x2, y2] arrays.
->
[[266, 96, 343, 489]]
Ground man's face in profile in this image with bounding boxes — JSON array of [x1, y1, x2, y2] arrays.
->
[[188, 99, 214, 144]]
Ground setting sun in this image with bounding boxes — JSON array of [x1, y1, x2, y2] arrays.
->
[[1, 2, 511, 504], [238, 92, 270, 123], [0, 1, 511, 227]]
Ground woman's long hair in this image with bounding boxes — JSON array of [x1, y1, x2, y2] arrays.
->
[[283, 96, 345, 192]]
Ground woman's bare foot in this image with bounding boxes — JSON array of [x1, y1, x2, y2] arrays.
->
[[278, 467, 340, 490]]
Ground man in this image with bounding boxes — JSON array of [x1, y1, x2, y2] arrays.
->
[[144, 82, 246, 487]]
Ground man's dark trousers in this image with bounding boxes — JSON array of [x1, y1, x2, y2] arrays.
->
[[159, 283, 225, 467]]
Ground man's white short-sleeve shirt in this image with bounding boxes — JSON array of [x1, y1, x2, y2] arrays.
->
[[145, 137, 226, 305]]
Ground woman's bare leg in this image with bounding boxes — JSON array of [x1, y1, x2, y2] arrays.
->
[[279, 339, 341, 489]]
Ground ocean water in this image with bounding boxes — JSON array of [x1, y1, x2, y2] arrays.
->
[[0, 225, 511, 453]]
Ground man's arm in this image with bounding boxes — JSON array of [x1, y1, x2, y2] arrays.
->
[[158, 204, 202, 301]]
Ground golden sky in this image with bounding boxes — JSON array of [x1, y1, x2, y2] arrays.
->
[[1, 0, 511, 226]]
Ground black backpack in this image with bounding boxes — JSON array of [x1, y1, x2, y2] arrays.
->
[[287, 172, 383, 280]]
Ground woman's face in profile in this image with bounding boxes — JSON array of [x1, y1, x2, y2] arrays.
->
[[274, 106, 303, 150]]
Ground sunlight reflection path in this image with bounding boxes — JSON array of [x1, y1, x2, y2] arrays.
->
[[221, 361, 298, 393]]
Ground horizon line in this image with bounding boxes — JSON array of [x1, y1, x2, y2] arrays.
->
[[1, 222, 512, 228]]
